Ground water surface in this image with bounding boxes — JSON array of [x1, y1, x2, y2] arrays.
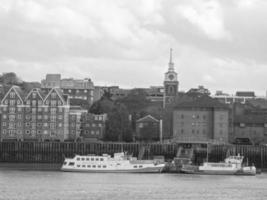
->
[[0, 170, 266, 200]]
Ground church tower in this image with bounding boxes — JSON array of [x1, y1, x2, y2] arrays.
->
[[163, 48, 179, 108]]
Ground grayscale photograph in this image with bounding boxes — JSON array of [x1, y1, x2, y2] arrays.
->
[[0, 0, 266, 199]]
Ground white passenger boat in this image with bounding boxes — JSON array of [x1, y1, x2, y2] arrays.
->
[[181, 154, 256, 175], [61, 152, 165, 173]]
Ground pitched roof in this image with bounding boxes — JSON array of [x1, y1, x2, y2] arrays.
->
[[43, 87, 68, 104], [136, 115, 159, 123], [1, 85, 25, 104], [25, 88, 46, 100], [234, 114, 267, 124], [175, 95, 228, 109]]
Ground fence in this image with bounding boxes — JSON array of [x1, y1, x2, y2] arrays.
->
[[0, 142, 267, 169]]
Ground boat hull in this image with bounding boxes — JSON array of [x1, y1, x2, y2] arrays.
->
[[61, 166, 164, 173], [181, 165, 256, 176]]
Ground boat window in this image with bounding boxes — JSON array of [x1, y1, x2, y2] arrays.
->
[[92, 165, 96, 168], [77, 157, 80, 161], [134, 166, 137, 168], [96, 158, 99, 161], [69, 162, 75, 166], [82, 165, 85, 168], [100, 158, 104, 161], [77, 165, 80, 167], [98, 165, 101, 168], [139, 165, 143, 168], [81, 158, 85, 161], [87, 165, 91, 168], [103, 165, 107, 168], [86, 158, 89, 161], [63, 162, 67, 165], [91, 158, 94, 161]]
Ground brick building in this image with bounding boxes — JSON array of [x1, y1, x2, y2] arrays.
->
[[80, 113, 107, 141], [0, 86, 72, 142], [0, 86, 25, 141], [233, 115, 267, 145], [68, 106, 87, 141], [135, 115, 160, 141], [172, 96, 229, 143], [41, 74, 95, 106]]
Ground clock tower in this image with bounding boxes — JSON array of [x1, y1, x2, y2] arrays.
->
[[163, 48, 179, 108]]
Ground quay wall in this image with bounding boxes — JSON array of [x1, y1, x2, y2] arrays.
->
[[0, 142, 267, 169]]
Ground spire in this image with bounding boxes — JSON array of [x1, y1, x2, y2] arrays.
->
[[168, 48, 174, 71], [169, 48, 173, 64]]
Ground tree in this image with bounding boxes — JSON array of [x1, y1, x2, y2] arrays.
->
[[104, 103, 133, 142], [89, 92, 114, 114], [0, 72, 22, 85], [118, 88, 151, 113]]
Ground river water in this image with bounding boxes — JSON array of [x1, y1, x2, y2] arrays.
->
[[0, 170, 266, 200]]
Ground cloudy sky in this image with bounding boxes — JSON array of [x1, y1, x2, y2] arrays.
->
[[0, 0, 266, 95]]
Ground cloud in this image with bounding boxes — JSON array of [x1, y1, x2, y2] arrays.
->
[[0, 0, 267, 95], [176, 0, 231, 40]]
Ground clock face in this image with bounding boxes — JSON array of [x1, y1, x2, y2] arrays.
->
[[168, 74, 175, 80]]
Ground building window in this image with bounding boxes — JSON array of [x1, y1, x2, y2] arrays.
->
[[10, 92, 15, 98], [9, 107, 15, 113], [51, 92, 57, 98], [26, 100, 30, 105], [44, 107, 48, 112], [51, 108, 57, 114], [38, 100, 42, 105], [32, 93, 37, 98], [58, 123, 62, 127], [17, 107, 22, 112], [91, 131, 95, 135], [32, 108, 36, 114], [10, 100, 15, 106], [51, 100, 57, 106], [32, 100, 36, 106]]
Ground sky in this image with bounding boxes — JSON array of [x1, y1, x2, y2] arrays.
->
[[0, 0, 267, 96]]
